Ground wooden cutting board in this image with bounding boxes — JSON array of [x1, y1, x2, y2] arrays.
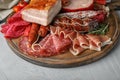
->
[[6, 11, 120, 68]]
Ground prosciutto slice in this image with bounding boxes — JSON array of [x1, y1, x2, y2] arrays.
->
[[70, 38, 85, 56], [77, 33, 89, 49], [86, 34, 102, 51], [99, 35, 112, 46]]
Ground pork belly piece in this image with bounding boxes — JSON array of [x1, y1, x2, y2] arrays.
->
[[21, 0, 62, 26]]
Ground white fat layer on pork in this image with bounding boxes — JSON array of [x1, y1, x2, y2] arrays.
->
[[21, 0, 61, 26]]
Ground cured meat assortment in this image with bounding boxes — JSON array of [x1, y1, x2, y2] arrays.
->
[[53, 10, 106, 33], [19, 34, 72, 57], [0, 0, 112, 57], [50, 27, 112, 56], [20, 25, 112, 57]]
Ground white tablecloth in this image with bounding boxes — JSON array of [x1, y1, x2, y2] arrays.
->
[[0, 9, 120, 80]]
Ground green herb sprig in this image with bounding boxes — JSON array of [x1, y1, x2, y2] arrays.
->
[[88, 23, 109, 35]]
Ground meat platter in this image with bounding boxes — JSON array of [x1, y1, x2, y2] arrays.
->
[[1, 0, 120, 68]]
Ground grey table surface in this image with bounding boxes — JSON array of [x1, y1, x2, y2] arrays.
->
[[0, 9, 120, 80]]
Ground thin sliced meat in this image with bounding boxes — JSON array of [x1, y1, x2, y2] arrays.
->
[[52, 34, 72, 52], [19, 37, 33, 53], [50, 26, 76, 41], [7, 11, 22, 24], [24, 25, 31, 37], [88, 39, 101, 51], [1, 24, 9, 33], [86, 34, 102, 51], [50, 26, 57, 34], [99, 35, 112, 46], [5, 25, 26, 38], [1, 11, 30, 38], [41, 35, 57, 53], [39, 34, 50, 46], [65, 31, 76, 41], [77, 33, 89, 49], [2, 21, 29, 38], [70, 38, 85, 56], [19, 36, 59, 57]]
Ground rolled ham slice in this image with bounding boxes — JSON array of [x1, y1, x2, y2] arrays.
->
[[21, 0, 62, 26]]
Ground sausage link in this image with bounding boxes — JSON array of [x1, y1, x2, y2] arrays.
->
[[28, 23, 39, 44], [38, 26, 49, 37]]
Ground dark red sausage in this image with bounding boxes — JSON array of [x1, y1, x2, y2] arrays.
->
[[28, 23, 39, 44]]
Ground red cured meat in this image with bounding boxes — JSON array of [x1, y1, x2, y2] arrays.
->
[[1, 21, 30, 38], [86, 34, 102, 51], [94, 0, 106, 5], [19, 34, 72, 57], [7, 11, 22, 24], [1, 24, 9, 33], [52, 34, 72, 52], [1, 11, 30, 38], [77, 34, 89, 49], [39, 34, 50, 46], [23, 25, 31, 37], [70, 38, 85, 56], [93, 12, 106, 22], [5, 25, 25, 38], [41, 35, 57, 53]]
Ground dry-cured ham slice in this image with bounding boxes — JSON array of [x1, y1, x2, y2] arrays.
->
[[88, 39, 101, 51], [50, 26, 76, 41], [70, 38, 85, 56], [99, 35, 112, 46], [77, 33, 89, 49], [86, 34, 102, 51], [64, 31, 76, 41]]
